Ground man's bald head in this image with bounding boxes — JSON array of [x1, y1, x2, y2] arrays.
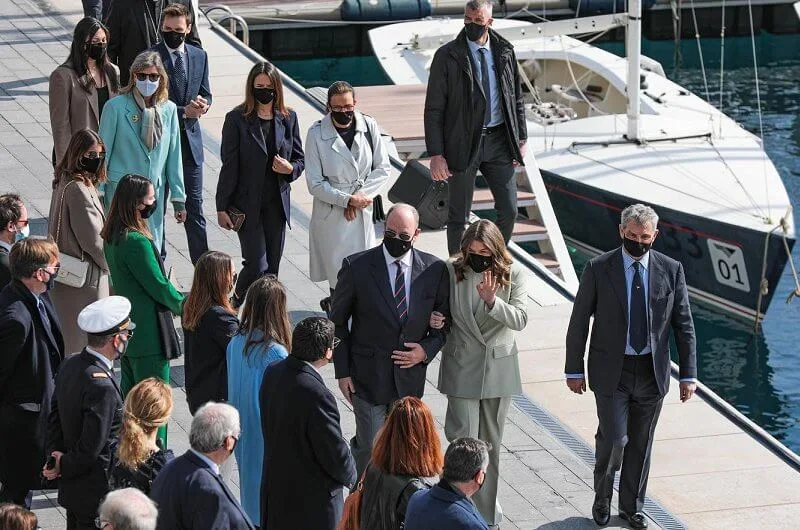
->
[[385, 203, 421, 243]]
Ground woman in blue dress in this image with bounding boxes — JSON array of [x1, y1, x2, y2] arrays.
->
[[226, 276, 292, 527]]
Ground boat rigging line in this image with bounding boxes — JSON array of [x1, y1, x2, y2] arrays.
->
[[689, 0, 711, 103], [746, 0, 770, 222]]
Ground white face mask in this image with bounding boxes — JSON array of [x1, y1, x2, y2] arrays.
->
[[136, 78, 159, 98], [14, 224, 30, 242]]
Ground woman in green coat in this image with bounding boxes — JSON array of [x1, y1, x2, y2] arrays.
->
[[101, 174, 184, 446]]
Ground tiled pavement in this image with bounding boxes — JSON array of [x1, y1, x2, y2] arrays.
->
[[0, 0, 655, 528]]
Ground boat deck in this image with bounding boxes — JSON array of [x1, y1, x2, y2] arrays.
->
[[3, 0, 799, 528]]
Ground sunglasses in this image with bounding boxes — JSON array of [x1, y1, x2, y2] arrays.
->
[[384, 229, 413, 242], [134, 72, 161, 82]]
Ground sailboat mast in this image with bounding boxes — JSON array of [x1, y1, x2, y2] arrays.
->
[[626, 0, 642, 141]]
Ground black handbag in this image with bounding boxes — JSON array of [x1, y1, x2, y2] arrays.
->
[[151, 243, 183, 360], [365, 124, 387, 224]]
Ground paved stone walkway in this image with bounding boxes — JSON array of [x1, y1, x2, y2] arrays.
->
[[0, 0, 655, 528]]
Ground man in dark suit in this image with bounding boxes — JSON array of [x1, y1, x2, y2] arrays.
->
[[424, 0, 527, 255], [405, 437, 491, 530], [107, 0, 201, 86], [43, 296, 131, 529], [0, 238, 64, 508], [153, 2, 211, 263], [150, 402, 254, 529], [0, 193, 29, 290], [260, 317, 356, 530], [331, 203, 450, 476], [565, 204, 697, 529]]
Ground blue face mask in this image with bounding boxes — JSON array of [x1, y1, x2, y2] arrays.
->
[[14, 224, 29, 242], [135, 79, 159, 98]]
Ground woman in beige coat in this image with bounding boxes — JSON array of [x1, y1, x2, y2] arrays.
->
[[48, 129, 110, 354], [431, 219, 531, 528], [49, 17, 120, 166]]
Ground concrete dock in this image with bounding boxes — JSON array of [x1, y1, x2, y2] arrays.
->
[[1, 0, 799, 528]]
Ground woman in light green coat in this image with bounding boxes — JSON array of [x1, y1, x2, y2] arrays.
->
[[432, 219, 531, 528]]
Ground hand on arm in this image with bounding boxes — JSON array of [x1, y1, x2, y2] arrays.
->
[[348, 192, 372, 209]]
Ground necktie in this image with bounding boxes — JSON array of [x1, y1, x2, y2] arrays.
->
[[478, 48, 491, 126], [629, 262, 648, 354], [394, 260, 408, 324], [173, 50, 188, 103], [37, 298, 53, 339]]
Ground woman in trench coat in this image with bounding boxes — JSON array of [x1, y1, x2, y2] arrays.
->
[[305, 81, 391, 311]]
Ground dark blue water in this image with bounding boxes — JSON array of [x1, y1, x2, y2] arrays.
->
[[274, 33, 800, 452]]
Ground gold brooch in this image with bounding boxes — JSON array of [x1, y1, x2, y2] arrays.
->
[[132, 115, 139, 122]]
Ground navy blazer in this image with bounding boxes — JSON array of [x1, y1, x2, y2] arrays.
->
[[216, 107, 305, 228], [260, 356, 356, 530], [153, 41, 212, 166], [0, 245, 10, 290], [150, 450, 254, 530], [404, 483, 489, 530]]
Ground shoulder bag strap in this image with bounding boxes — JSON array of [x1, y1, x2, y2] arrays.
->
[[55, 179, 84, 261]]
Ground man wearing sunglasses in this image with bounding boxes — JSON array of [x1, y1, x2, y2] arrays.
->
[[0, 238, 64, 510], [330, 203, 451, 477], [0, 193, 29, 290], [43, 296, 132, 529]]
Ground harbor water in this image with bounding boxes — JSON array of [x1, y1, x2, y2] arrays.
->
[[273, 32, 800, 453]]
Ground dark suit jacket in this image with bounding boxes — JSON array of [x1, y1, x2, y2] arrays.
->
[[0, 245, 10, 290], [331, 246, 450, 405], [106, 0, 201, 86], [153, 41, 212, 166], [565, 248, 697, 397], [260, 356, 356, 530], [182, 305, 239, 414], [404, 483, 489, 530], [216, 107, 305, 229], [0, 281, 64, 490], [150, 450, 254, 530], [46, 349, 123, 514]]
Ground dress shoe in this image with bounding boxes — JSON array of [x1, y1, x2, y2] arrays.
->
[[619, 511, 648, 529], [592, 499, 611, 526]]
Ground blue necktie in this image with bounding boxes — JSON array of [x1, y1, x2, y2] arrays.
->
[[394, 261, 408, 324], [478, 48, 491, 126], [629, 262, 648, 354], [173, 51, 188, 103], [37, 298, 53, 339]]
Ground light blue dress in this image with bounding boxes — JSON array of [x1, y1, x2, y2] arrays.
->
[[226, 330, 288, 526]]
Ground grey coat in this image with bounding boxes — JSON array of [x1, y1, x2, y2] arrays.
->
[[438, 261, 531, 399]]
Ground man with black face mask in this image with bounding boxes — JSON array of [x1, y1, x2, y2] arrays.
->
[[151, 2, 212, 264], [424, 0, 528, 256], [43, 296, 131, 529], [0, 238, 64, 509], [566, 204, 697, 529], [330, 203, 450, 478]]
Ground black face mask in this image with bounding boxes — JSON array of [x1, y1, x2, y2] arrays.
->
[[465, 22, 488, 42], [467, 253, 493, 273], [384, 236, 412, 258], [43, 269, 58, 292], [161, 31, 186, 50], [253, 87, 276, 105], [623, 237, 651, 258], [140, 202, 157, 219], [331, 110, 354, 126], [79, 156, 102, 174], [88, 43, 107, 62]]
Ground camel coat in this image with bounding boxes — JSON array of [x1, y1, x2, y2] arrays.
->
[[48, 177, 110, 354], [49, 63, 120, 165], [305, 112, 391, 288], [437, 261, 531, 399]]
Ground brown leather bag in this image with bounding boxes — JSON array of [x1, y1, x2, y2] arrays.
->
[[338, 467, 367, 530]]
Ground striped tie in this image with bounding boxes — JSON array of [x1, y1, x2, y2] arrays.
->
[[394, 260, 408, 323]]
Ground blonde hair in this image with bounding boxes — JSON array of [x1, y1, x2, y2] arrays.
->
[[117, 378, 173, 470], [122, 51, 170, 104]]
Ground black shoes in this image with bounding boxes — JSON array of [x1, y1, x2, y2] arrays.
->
[[619, 511, 649, 529], [592, 498, 610, 526]]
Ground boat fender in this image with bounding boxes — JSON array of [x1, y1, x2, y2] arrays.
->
[[340, 0, 432, 22]]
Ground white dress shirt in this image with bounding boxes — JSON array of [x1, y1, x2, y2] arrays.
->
[[85, 347, 114, 371], [382, 244, 412, 308]]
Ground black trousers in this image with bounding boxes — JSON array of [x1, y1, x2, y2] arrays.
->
[[446, 128, 516, 256], [234, 200, 286, 301], [67, 509, 96, 530], [593, 354, 664, 514], [181, 134, 209, 264]]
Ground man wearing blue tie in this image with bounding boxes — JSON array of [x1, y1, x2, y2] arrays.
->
[[153, 2, 211, 263], [565, 204, 698, 529]]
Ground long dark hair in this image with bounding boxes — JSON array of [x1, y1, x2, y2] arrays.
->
[[237, 276, 292, 355], [100, 174, 153, 244], [53, 129, 107, 189], [183, 252, 236, 331], [452, 219, 513, 287], [67, 17, 119, 93], [240, 61, 288, 119]]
